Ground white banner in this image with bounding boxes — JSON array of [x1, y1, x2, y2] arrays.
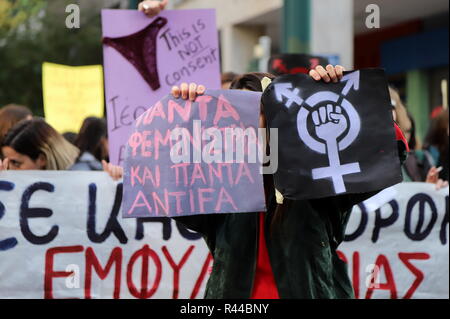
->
[[0, 171, 211, 299], [339, 183, 449, 299], [0, 172, 448, 299]]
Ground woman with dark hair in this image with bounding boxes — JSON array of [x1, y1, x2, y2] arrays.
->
[[165, 65, 409, 299], [70, 117, 108, 171], [0, 118, 79, 170], [0, 104, 33, 148]]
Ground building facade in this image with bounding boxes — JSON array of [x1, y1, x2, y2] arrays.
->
[[169, 0, 448, 142]]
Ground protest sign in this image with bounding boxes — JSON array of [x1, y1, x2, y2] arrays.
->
[[101, 9, 221, 166], [0, 171, 211, 299], [122, 90, 266, 218], [42, 62, 104, 133], [339, 183, 449, 299], [261, 69, 402, 200], [268, 53, 329, 76], [0, 173, 447, 299]]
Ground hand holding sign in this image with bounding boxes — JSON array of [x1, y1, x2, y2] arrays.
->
[[122, 89, 265, 218], [138, 0, 169, 17], [262, 68, 402, 200], [102, 9, 221, 166]]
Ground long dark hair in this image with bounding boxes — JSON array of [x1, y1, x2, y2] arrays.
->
[[74, 117, 108, 162], [229, 72, 289, 230]]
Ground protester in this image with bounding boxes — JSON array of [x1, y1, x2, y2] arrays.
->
[[0, 104, 32, 149], [221, 72, 238, 89], [163, 65, 410, 299], [70, 117, 108, 171], [0, 117, 79, 171], [423, 108, 449, 182], [389, 87, 412, 142]]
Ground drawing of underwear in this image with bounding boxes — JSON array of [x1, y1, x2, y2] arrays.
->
[[103, 17, 168, 91]]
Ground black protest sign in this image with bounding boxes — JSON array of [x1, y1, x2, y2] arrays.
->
[[262, 69, 402, 200], [268, 54, 329, 76]]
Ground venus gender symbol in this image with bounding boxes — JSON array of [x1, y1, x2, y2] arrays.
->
[[274, 71, 362, 194]]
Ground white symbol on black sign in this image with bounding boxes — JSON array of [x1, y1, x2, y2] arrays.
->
[[275, 71, 362, 194]]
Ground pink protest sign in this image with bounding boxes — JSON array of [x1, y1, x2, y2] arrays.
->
[[122, 90, 266, 218], [101, 9, 221, 165]]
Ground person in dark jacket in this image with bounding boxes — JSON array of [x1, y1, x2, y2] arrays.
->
[[70, 117, 108, 171], [168, 65, 408, 299]]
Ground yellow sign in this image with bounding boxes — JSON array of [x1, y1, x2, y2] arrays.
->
[[42, 62, 104, 133]]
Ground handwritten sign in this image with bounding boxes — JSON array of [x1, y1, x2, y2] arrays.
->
[[339, 183, 449, 299], [122, 90, 266, 218], [0, 172, 447, 299], [42, 62, 104, 133], [101, 9, 221, 166], [0, 171, 211, 299]]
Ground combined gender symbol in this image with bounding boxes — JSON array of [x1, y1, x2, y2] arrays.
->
[[274, 71, 362, 194]]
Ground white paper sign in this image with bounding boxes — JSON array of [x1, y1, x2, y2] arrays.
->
[[0, 172, 448, 299], [0, 171, 211, 299], [339, 183, 449, 299]]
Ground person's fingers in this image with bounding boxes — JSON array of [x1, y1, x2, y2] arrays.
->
[[112, 166, 120, 181], [315, 65, 331, 83], [139, 1, 164, 18], [112, 166, 124, 181], [335, 65, 345, 80], [189, 83, 198, 101], [436, 179, 445, 190], [196, 85, 206, 95], [171, 86, 181, 98], [309, 69, 321, 81], [3, 158, 9, 170], [326, 65, 338, 83], [102, 160, 108, 171], [180, 83, 189, 100], [427, 174, 437, 184]]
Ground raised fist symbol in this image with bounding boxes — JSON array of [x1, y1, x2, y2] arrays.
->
[[312, 104, 348, 142]]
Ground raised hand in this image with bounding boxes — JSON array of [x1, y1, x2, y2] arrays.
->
[[309, 65, 345, 83], [0, 158, 9, 171], [171, 82, 206, 101], [102, 160, 124, 181], [312, 104, 348, 143], [138, 0, 168, 18]]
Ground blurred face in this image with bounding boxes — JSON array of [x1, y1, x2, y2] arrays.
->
[[2, 146, 46, 170]]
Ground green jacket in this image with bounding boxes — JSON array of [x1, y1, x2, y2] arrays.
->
[[175, 191, 376, 299]]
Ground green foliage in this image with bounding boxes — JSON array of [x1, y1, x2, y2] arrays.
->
[[0, 0, 106, 116]]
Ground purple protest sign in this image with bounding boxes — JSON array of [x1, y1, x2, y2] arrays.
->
[[122, 90, 266, 218], [101, 9, 221, 165]]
